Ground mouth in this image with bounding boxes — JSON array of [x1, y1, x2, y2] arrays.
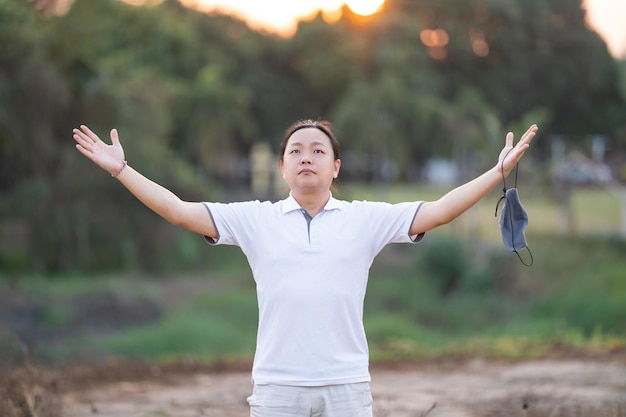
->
[[298, 169, 316, 175]]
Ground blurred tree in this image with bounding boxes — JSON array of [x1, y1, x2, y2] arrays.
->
[[0, 0, 75, 272], [288, 15, 363, 118], [1, 0, 624, 274], [399, 0, 626, 144]]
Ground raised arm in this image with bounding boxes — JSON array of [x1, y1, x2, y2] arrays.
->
[[411, 124, 538, 236], [73, 125, 218, 239]]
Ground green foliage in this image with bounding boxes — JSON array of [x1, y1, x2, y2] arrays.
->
[[408, 236, 504, 297], [528, 236, 626, 335], [362, 232, 626, 360], [419, 237, 467, 295], [1, 0, 625, 274], [93, 289, 258, 360], [367, 263, 519, 342], [5, 233, 625, 366]]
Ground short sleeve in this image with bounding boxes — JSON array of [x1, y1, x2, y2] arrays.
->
[[202, 200, 266, 247]]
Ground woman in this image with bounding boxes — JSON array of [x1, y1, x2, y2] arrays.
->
[[73, 119, 538, 417]]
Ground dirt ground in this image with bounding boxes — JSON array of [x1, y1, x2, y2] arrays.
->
[[3, 271, 625, 416], [35, 356, 622, 417]]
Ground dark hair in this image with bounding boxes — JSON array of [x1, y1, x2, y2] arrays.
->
[[279, 119, 341, 163]]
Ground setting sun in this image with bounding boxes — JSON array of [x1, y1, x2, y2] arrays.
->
[[177, 0, 386, 36], [345, 0, 385, 16], [118, 0, 625, 57]]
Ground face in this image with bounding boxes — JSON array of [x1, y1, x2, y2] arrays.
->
[[279, 127, 341, 194]]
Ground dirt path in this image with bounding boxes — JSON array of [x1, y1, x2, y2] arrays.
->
[[62, 359, 626, 417]]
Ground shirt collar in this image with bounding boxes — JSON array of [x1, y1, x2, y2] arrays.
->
[[281, 192, 344, 215]]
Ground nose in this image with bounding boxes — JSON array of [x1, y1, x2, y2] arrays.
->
[[300, 152, 312, 164]]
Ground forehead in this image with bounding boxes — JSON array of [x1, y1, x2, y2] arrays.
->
[[286, 127, 332, 147]]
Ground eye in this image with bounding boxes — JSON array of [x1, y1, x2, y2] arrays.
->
[[290, 149, 300, 154], [314, 149, 324, 154]]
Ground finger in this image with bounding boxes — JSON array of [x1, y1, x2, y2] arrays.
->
[[73, 133, 93, 152], [75, 144, 96, 161], [73, 129, 94, 149], [72, 128, 91, 142], [505, 132, 514, 148], [80, 125, 99, 143], [518, 124, 538, 146], [110, 128, 120, 146]]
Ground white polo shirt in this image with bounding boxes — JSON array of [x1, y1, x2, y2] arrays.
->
[[203, 193, 423, 386]]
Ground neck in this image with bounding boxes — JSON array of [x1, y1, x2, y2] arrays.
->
[[291, 190, 330, 217]]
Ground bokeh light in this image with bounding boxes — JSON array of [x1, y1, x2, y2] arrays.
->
[[420, 29, 450, 60]]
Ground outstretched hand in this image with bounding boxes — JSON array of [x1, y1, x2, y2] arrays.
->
[[497, 124, 538, 178], [73, 125, 125, 176]]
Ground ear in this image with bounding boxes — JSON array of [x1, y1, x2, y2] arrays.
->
[[333, 159, 341, 178], [279, 160, 286, 179]]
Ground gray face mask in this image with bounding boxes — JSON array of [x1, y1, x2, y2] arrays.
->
[[495, 162, 533, 266]]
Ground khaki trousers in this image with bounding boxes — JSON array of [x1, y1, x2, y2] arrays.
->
[[247, 382, 373, 417]]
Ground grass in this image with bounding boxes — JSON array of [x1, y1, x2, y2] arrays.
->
[[341, 183, 623, 242], [27, 233, 624, 366], [6, 273, 159, 298], [95, 288, 259, 360], [3, 184, 626, 366], [365, 229, 626, 360]]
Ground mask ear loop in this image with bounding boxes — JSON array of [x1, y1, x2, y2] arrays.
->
[[494, 148, 533, 266], [494, 148, 515, 217]]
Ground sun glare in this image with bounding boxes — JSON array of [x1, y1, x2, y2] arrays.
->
[[67, 0, 624, 58], [345, 0, 385, 16], [179, 1, 386, 36], [583, 0, 626, 59]]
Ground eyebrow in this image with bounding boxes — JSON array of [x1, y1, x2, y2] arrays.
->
[[287, 141, 329, 148]]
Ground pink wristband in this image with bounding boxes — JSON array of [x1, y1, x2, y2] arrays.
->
[[111, 161, 127, 178]]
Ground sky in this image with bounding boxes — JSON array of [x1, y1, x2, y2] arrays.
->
[[177, 0, 385, 35], [175, 0, 626, 59], [583, 0, 626, 58], [77, 0, 626, 59]]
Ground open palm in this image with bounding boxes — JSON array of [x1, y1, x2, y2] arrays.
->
[[73, 125, 125, 175], [497, 124, 538, 178]]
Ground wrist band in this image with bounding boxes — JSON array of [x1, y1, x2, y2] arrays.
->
[[112, 160, 127, 178]]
